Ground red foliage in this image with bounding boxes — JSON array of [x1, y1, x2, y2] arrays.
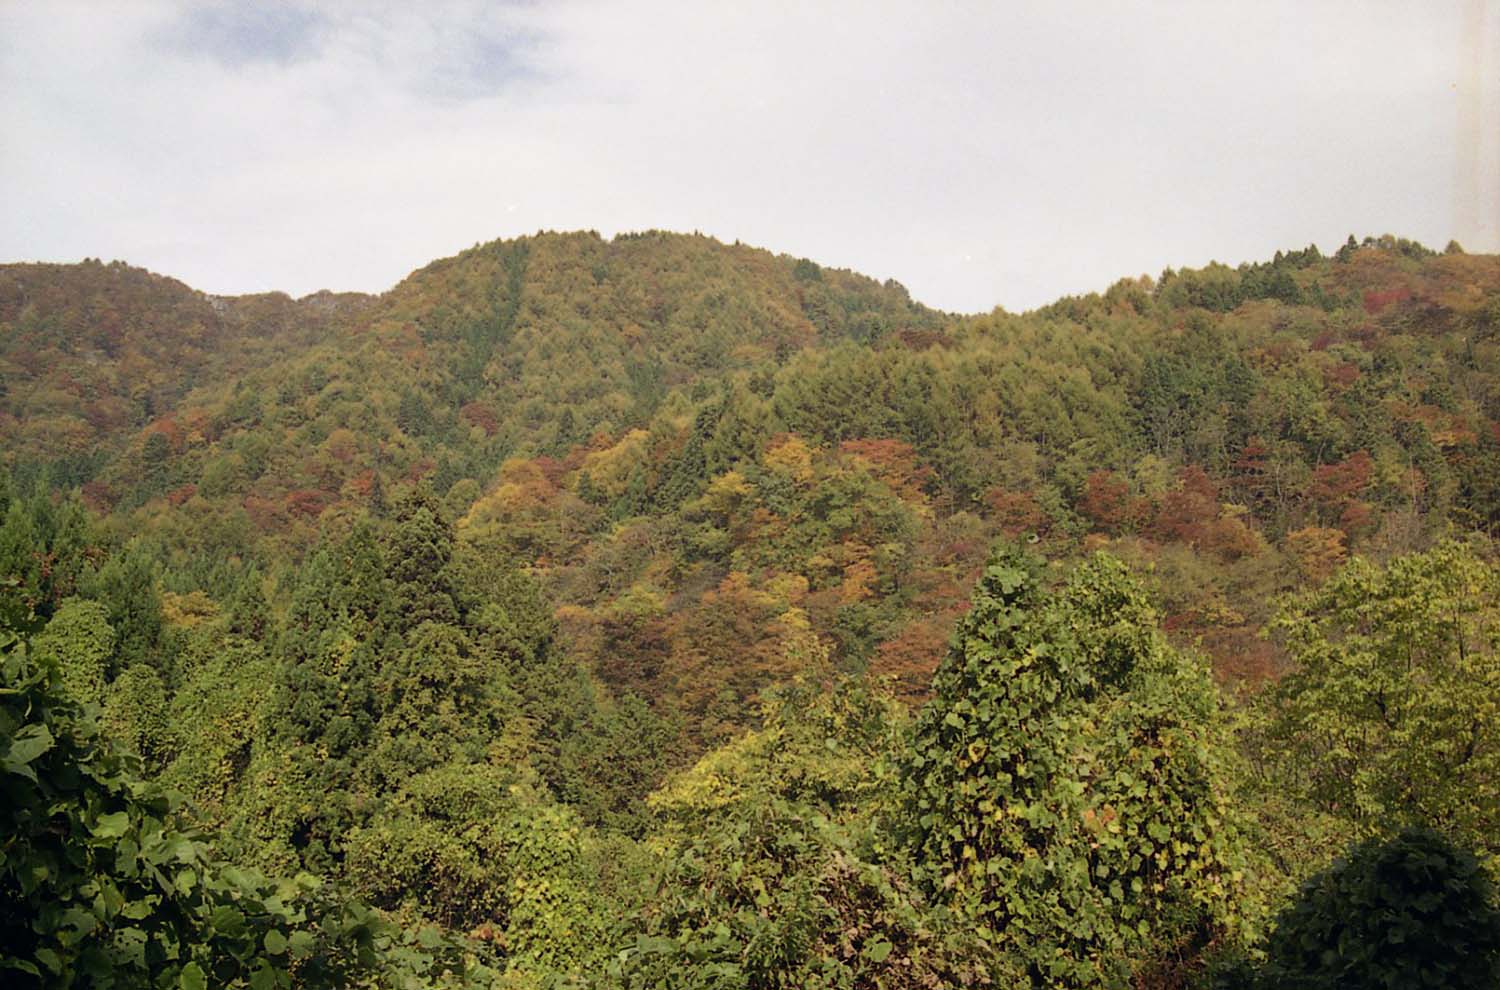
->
[[896, 328, 952, 351], [80, 481, 116, 513], [1362, 286, 1411, 314], [985, 487, 1050, 536], [531, 456, 571, 488], [459, 401, 499, 436], [1200, 626, 1280, 684], [83, 398, 131, 432], [1309, 450, 1373, 506], [241, 495, 287, 531], [284, 489, 332, 519], [870, 615, 956, 705], [1078, 470, 1136, 533], [1148, 467, 1222, 547], [1338, 500, 1377, 539], [166, 483, 197, 507], [1323, 362, 1361, 388], [591, 612, 673, 699]]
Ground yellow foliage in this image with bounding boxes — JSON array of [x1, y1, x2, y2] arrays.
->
[[1285, 526, 1347, 583], [762, 434, 816, 484], [610, 582, 667, 619], [840, 558, 879, 603], [647, 728, 770, 817], [461, 458, 554, 529], [690, 470, 756, 520], [763, 572, 810, 606], [160, 590, 218, 628], [578, 429, 650, 497]]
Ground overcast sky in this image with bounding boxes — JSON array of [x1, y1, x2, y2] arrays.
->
[[2, 1, 1497, 313]]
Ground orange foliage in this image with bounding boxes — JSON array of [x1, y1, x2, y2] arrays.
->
[[840, 555, 878, 604], [870, 615, 955, 704], [1078, 470, 1149, 534], [985, 487, 1050, 536], [837, 438, 931, 502], [1285, 526, 1347, 583], [143, 415, 184, 452], [343, 469, 377, 499], [1362, 286, 1411, 314], [1197, 514, 1263, 562], [660, 572, 804, 746], [166, 483, 197, 508]]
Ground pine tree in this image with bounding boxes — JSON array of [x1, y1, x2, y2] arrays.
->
[[385, 485, 459, 630]]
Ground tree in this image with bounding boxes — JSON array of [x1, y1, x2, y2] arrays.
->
[[1256, 828, 1500, 990], [0, 484, 93, 631], [385, 485, 459, 629], [31, 598, 113, 707], [1262, 541, 1500, 852], [0, 620, 496, 989], [616, 677, 993, 988], [900, 547, 1245, 987], [82, 540, 165, 678]]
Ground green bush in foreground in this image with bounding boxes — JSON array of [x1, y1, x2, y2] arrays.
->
[[1256, 827, 1500, 990]]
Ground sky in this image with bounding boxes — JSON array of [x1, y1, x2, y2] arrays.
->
[[1, 1, 1497, 314]]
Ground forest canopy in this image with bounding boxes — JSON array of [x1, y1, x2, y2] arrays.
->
[[3, 231, 1500, 987]]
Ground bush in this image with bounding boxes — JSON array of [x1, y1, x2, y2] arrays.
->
[[1259, 827, 1500, 990]]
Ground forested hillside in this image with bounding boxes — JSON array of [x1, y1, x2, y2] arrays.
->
[[4, 231, 1499, 988]]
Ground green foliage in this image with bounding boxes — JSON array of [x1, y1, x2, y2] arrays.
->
[[0, 622, 496, 988], [82, 539, 166, 677], [32, 597, 114, 706], [7, 233, 1500, 986], [1255, 828, 1500, 990], [901, 547, 1245, 987], [344, 761, 612, 980], [554, 691, 679, 836], [0, 482, 93, 630], [158, 634, 271, 826], [618, 677, 994, 988], [385, 485, 460, 629], [101, 663, 173, 772], [615, 796, 995, 990], [1261, 541, 1500, 851]]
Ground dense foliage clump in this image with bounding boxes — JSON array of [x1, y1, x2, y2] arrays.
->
[[902, 549, 1244, 986], [1257, 828, 1500, 990], [0, 623, 495, 989]]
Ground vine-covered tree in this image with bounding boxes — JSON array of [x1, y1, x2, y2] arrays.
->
[[901, 546, 1246, 987]]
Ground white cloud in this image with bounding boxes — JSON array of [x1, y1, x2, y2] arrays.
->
[[1, 0, 1492, 312]]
